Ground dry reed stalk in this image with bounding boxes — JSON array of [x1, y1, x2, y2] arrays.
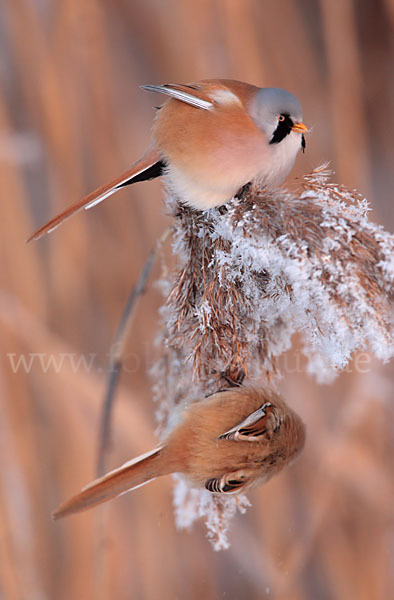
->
[[320, 0, 370, 191], [97, 227, 171, 476]]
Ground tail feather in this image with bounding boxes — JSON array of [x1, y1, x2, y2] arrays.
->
[[52, 447, 164, 519], [27, 147, 163, 242]]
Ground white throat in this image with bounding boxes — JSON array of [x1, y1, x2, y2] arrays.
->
[[258, 131, 301, 187]]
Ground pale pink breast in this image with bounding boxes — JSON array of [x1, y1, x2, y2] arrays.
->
[[153, 98, 270, 194]]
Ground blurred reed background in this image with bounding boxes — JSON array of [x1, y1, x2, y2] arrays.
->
[[0, 0, 393, 598]]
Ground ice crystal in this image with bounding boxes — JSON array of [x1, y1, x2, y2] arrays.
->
[[173, 476, 251, 551], [151, 166, 393, 548]]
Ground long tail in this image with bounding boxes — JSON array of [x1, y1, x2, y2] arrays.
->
[[27, 147, 164, 242], [53, 447, 164, 519]]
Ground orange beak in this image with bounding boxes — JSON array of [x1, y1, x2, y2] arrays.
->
[[292, 121, 308, 134]]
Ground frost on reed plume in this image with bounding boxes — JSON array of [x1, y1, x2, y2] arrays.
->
[[151, 166, 394, 550]]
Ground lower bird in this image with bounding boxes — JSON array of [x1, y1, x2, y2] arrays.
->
[[53, 387, 305, 519]]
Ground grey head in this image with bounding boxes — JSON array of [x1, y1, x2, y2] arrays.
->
[[248, 88, 306, 149]]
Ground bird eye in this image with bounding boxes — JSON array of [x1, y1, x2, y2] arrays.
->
[[278, 115, 285, 122]]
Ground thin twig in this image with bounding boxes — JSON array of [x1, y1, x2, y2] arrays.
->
[[96, 227, 171, 476]]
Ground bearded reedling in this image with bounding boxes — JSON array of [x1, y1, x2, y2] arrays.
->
[[53, 387, 305, 519], [29, 79, 307, 242]]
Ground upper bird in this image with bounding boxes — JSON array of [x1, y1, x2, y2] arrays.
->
[[28, 79, 308, 241]]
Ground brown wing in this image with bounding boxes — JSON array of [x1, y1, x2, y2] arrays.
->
[[27, 146, 163, 242], [218, 402, 277, 442], [205, 469, 251, 493], [141, 83, 215, 110]]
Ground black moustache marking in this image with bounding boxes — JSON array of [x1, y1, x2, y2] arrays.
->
[[301, 134, 306, 153], [269, 113, 293, 145]]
